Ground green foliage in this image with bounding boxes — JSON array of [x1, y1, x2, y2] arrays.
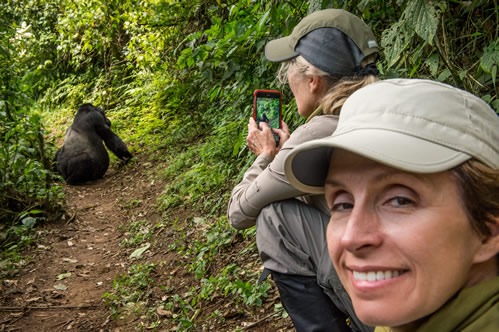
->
[[103, 263, 156, 318], [55, 0, 162, 71], [2, 0, 63, 98], [159, 126, 244, 214], [2, 0, 498, 328], [0, 2, 65, 269], [481, 39, 499, 87], [160, 293, 196, 329], [157, 1, 309, 216], [0, 106, 65, 273], [186, 217, 236, 278], [140, 214, 271, 327], [0, 110, 62, 224], [120, 219, 153, 248], [375, 0, 498, 104], [381, 1, 443, 68], [198, 265, 271, 307]]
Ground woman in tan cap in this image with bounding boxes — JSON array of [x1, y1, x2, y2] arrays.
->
[[284, 79, 499, 331], [228, 8, 379, 332]]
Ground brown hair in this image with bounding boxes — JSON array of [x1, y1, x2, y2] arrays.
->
[[452, 160, 499, 272], [320, 75, 380, 115], [451, 159, 499, 237]]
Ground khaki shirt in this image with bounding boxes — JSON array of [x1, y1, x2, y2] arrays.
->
[[227, 115, 339, 229]]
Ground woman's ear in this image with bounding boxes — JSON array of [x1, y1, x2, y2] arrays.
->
[[473, 217, 499, 263], [309, 75, 326, 95]]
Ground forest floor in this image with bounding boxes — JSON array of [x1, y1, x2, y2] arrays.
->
[[0, 154, 293, 331]]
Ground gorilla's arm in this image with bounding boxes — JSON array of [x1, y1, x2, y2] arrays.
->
[[104, 133, 133, 162], [94, 115, 133, 162]]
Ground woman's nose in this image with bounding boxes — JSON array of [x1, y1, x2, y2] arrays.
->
[[339, 206, 383, 253]]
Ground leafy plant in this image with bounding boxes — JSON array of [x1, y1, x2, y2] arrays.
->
[[103, 263, 156, 318], [0, 4, 65, 270], [120, 219, 153, 248], [375, 0, 498, 106]]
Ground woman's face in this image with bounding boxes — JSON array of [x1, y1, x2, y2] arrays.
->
[[287, 63, 319, 118], [324, 150, 486, 329]]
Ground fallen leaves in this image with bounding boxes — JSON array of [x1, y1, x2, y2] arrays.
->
[[129, 243, 151, 259], [53, 283, 67, 291], [56, 272, 72, 280]]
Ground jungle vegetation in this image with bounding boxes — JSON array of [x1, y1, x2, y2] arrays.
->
[[1, 0, 497, 328]]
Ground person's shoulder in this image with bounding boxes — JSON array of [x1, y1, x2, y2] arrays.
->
[[308, 114, 339, 122], [294, 115, 338, 138]]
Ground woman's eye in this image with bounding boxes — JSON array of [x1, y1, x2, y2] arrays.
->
[[386, 196, 414, 207], [328, 191, 354, 212], [331, 202, 353, 212]]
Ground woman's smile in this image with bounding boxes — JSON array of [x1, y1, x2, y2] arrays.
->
[[325, 149, 485, 328], [352, 269, 405, 282]]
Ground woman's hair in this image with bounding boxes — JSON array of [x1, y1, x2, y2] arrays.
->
[[277, 55, 379, 116], [320, 75, 379, 115], [277, 56, 331, 84], [452, 160, 499, 237], [452, 160, 499, 272]]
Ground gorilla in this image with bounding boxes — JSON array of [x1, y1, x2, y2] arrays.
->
[[55, 103, 133, 185]]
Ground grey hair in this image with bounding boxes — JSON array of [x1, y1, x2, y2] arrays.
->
[[277, 56, 333, 85], [276, 55, 379, 116]]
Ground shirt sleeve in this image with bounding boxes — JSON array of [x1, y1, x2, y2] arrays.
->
[[227, 116, 338, 229]]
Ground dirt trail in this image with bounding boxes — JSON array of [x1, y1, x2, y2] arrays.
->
[[0, 156, 292, 331], [0, 158, 161, 331]]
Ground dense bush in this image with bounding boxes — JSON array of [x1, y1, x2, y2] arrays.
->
[[0, 3, 64, 257]]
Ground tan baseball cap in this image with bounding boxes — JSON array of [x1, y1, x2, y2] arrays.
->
[[265, 9, 379, 75], [284, 79, 499, 194]]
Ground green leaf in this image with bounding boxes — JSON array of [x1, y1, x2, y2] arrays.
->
[[381, 0, 444, 67], [129, 243, 151, 259], [437, 68, 451, 81], [407, 0, 442, 45], [256, 10, 270, 33], [21, 216, 37, 227], [424, 53, 440, 76], [381, 20, 413, 67], [480, 39, 499, 84]]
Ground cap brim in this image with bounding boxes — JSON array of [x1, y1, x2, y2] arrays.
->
[[265, 36, 298, 62], [285, 129, 472, 194]]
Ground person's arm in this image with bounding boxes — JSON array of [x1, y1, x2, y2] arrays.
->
[[228, 116, 338, 229], [227, 153, 300, 229]]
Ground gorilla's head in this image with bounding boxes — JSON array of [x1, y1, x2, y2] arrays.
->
[[78, 103, 112, 127]]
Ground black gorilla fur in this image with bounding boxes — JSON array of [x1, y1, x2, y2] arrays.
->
[[55, 104, 133, 185]]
